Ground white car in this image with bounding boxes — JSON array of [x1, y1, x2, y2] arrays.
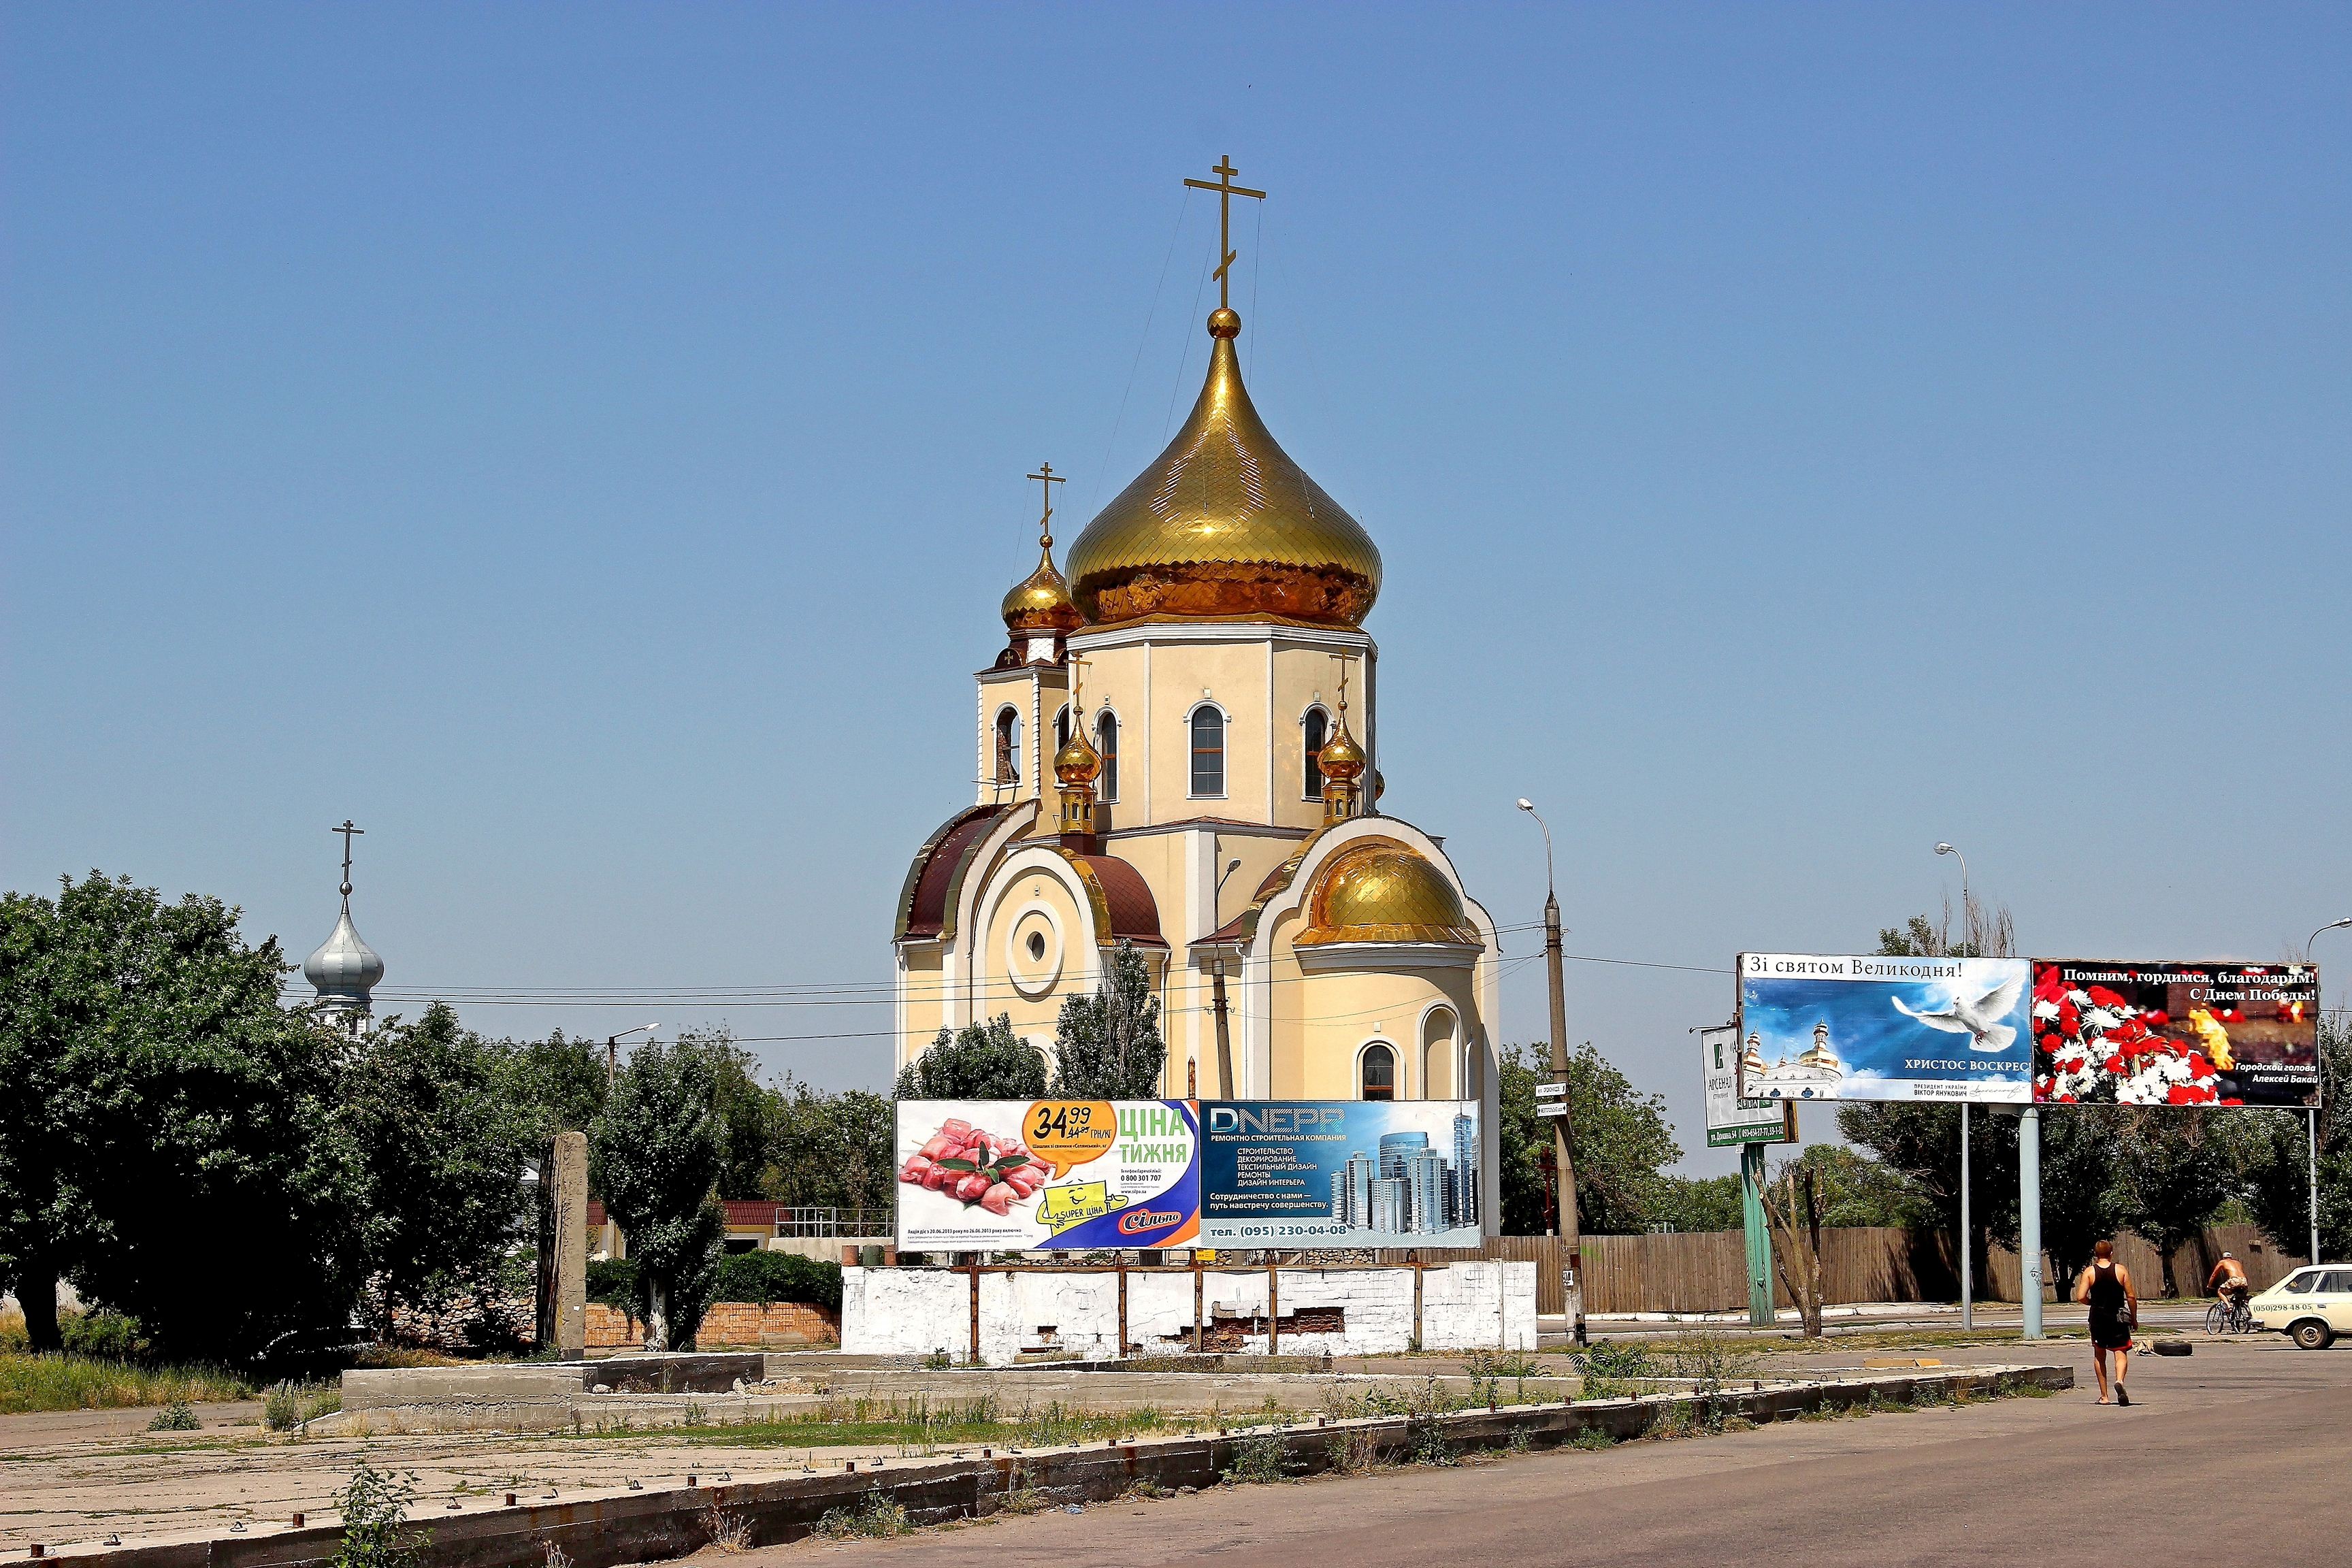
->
[[2250, 1266, 2352, 1350]]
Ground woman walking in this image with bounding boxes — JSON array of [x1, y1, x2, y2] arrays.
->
[[2075, 1239, 2138, 1405]]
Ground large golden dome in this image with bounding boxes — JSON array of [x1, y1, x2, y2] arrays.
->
[[1294, 837, 1481, 947], [1066, 308, 1381, 627]]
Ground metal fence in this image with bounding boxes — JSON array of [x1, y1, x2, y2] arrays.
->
[[772, 1206, 894, 1238]]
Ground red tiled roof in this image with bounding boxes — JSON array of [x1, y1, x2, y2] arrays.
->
[[587, 1200, 606, 1228], [897, 804, 1010, 941], [1072, 853, 1167, 948]]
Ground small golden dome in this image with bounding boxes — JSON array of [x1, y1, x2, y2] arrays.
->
[[1054, 725, 1100, 786], [1294, 837, 1482, 947], [1317, 711, 1367, 781], [1066, 309, 1381, 627], [1002, 541, 1083, 634]]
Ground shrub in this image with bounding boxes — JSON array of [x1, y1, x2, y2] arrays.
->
[[61, 1311, 148, 1361], [147, 1399, 200, 1431], [710, 1251, 844, 1310], [586, 1258, 640, 1312]]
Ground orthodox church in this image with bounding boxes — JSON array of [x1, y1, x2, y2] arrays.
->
[[892, 165, 1501, 1211]]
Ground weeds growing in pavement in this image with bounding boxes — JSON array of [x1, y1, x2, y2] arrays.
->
[[147, 1399, 201, 1431], [332, 1458, 421, 1568], [0, 1351, 250, 1416], [1569, 1427, 1615, 1450], [815, 1489, 909, 1539], [702, 1504, 753, 1553], [263, 1381, 341, 1431], [1221, 1433, 1295, 1486]]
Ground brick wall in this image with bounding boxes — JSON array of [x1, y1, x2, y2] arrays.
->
[[584, 1299, 840, 1350]]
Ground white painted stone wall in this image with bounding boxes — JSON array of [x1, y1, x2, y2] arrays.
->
[[841, 1262, 1535, 1365]]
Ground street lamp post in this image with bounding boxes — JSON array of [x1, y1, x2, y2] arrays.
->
[[1518, 798, 1580, 1340], [606, 1023, 659, 1091], [2305, 920, 2349, 1266], [1936, 843, 1974, 1332]]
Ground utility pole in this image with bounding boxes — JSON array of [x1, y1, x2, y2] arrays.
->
[[1518, 798, 1580, 1341]]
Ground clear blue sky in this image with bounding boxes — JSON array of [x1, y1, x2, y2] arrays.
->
[[5, 3, 2345, 1175]]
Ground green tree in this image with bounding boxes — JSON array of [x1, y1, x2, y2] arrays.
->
[[500, 1029, 608, 1348], [2240, 1017, 2351, 1266], [340, 1003, 538, 1341], [894, 1015, 1048, 1099], [1644, 1175, 1744, 1232], [0, 872, 361, 1361], [589, 1040, 725, 1350], [1835, 1102, 2021, 1247], [2036, 1107, 2127, 1286], [769, 1079, 896, 1224], [698, 1029, 781, 1200], [1774, 1143, 1929, 1228], [1049, 942, 1167, 1098], [1495, 1042, 1682, 1235], [2110, 1107, 2245, 1296]]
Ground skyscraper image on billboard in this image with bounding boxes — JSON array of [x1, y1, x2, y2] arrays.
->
[[1200, 1100, 1482, 1248]]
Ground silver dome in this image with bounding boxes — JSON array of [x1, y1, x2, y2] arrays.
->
[[304, 899, 385, 1006]]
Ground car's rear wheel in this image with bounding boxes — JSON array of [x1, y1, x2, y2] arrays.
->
[[2289, 1319, 2334, 1351]]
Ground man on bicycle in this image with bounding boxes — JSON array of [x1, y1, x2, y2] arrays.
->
[[2208, 1253, 2251, 1324]]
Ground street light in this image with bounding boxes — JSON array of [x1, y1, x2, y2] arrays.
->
[[1517, 798, 1580, 1339], [605, 1022, 659, 1089], [1935, 842, 1974, 1330], [2306, 921, 2349, 1266]]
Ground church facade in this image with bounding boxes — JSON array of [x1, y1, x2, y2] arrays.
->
[[892, 195, 1501, 1220]]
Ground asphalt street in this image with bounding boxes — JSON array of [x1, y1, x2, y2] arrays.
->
[[756, 1337, 2350, 1567]]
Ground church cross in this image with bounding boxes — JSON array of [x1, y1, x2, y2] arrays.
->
[[1330, 653, 1352, 717], [1183, 156, 1267, 311], [333, 819, 363, 898], [1028, 462, 1066, 546]]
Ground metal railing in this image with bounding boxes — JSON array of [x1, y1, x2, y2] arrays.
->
[[771, 1206, 894, 1238]]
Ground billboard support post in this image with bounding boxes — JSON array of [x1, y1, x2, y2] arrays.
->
[[1740, 1142, 1774, 1328], [1960, 1104, 1972, 1332], [2312, 1107, 2321, 1267], [2020, 1105, 2042, 1340]]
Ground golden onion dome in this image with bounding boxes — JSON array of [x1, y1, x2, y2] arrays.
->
[[1294, 837, 1482, 947], [1053, 724, 1101, 786], [1001, 539, 1083, 634], [1317, 710, 1367, 781], [1066, 308, 1381, 627]]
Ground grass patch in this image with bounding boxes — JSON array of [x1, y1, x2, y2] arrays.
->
[[1221, 1433, 1296, 1486], [559, 1392, 1198, 1452], [263, 1381, 342, 1431], [0, 1352, 251, 1414], [1569, 1426, 1615, 1450]]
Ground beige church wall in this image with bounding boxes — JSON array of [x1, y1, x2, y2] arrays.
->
[[972, 861, 1091, 1060], [1279, 966, 1482, 1101], [896, 946, 946, 1068]]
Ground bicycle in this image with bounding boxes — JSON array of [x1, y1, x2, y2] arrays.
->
[[2204, 1290, 2257, 1335]]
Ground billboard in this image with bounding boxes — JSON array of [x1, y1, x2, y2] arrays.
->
[[1699, 1024, 1795, 1147], [1737, 953, 2033, 1104], [2033, 960, 2320, 1107], [1198, 1100, 1482, 1249], [894, 1100, 1199, 1252]]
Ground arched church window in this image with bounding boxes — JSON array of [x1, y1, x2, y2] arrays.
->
[[1190, 706, 1224, 797], [1095, 711, 1120, 801], [1301, 706, 1328, 799], [1360, 1042, 1395, 1101], [994, 707, 1021, 784], [1054, 704, 1071, 753]]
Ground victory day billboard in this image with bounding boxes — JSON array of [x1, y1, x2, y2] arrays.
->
[[1737, 953, 2033, 1104], [1198, 1100, 1483, 1249], [2033, 961, 2320, 1107], [894, 1100, 1199, 1252]]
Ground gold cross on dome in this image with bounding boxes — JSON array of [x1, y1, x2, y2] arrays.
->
[[1027, 462, 1065, 546], [1183, 156, 1267, 311], [1330, 653, 1352, 716]]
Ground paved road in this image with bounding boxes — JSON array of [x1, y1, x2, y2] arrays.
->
[[757, 1337, 2349, 1567]]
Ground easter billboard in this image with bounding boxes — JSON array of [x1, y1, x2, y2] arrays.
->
[[893, 1100, 1200, 1252], [1736, 953, 2034, 1104], [2031, 961, 2320, 1107]]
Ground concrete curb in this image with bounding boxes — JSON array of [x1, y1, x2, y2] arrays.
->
[[35, 1364, 2070, 1568]]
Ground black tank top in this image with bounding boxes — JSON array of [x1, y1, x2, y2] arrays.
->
[[2089, 1261, 2125, 1311]]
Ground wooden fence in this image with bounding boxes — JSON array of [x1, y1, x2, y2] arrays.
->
[[1384, 1223, 2306, 1316]]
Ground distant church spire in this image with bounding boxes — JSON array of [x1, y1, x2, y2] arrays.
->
[[304, 819, 385, 1032]]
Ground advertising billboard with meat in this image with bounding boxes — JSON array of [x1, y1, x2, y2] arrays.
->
[[893, 1099, 1199, 1251]]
